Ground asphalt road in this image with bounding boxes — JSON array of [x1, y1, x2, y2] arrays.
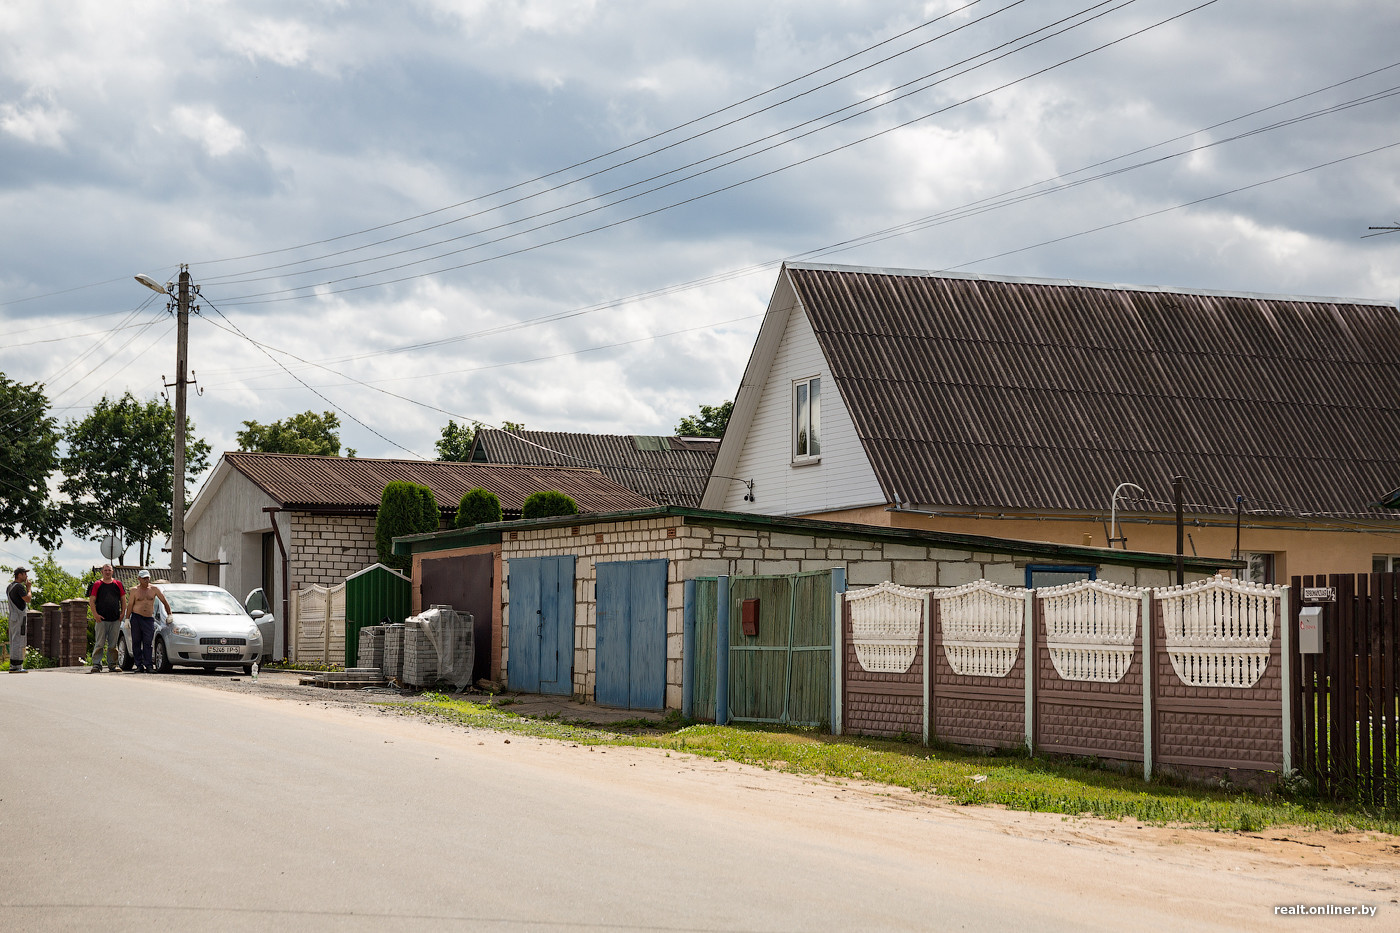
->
[[0, 668, 1388, 931]]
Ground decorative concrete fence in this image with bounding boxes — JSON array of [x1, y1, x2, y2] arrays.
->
[[839, 576, 1289, 779], [290, 582, 347, 664]]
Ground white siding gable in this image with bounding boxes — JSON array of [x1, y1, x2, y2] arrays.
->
[[718, 296, 885, 515]]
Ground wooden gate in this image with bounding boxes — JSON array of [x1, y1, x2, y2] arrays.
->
[[1291, 572, 1399, 807], [688, 578, 719, 721], [728, 572, 833, 727], [507, 556, 575, 696], [595, 559, 668, 710]]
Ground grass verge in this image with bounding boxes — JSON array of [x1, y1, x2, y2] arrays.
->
[[407, 695, 1400, 835]]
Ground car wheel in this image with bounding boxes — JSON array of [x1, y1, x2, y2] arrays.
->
[[153, 638, 173, 674], [117, 636, 134, 671]]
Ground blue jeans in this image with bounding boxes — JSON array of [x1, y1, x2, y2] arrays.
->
[[131, 613, 155, 670]]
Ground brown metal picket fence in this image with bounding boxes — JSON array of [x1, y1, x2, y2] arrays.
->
[[1291, 573, 1400, 808]]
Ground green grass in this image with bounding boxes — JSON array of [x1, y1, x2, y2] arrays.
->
[[405, 695, 1400, 835]]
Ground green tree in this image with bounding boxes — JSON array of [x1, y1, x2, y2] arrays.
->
[[502, 420, 524, 432], [521, 490, 578, 520], [675, 400, 732, 438], [375, 481, 438, 571], [0, 374, 64, 548], [454, 488, 502, 528], [416, 485, 441, 533], [435, 419, 476, 461], [237, 410, 342, 456], [60, 392, 211, 566]]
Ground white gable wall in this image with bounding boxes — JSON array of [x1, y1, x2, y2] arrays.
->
[[718, 297, 885, 515]]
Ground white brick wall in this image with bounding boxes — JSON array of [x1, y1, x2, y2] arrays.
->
[[289, 513, 378, 588], [491, 515, 1207, 710]]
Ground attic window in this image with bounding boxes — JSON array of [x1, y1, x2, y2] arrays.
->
[[793, 376, 821, 463]]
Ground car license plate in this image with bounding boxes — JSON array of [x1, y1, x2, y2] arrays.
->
[[205, 645, 240, 655]]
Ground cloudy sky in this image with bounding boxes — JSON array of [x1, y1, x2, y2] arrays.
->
[[2, 0, 1399, 569]]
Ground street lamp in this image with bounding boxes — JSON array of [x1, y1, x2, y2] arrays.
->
[[136, 266, 194, 582], [1109, 482, 1145, 549]]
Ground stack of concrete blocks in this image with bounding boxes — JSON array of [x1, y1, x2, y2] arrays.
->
[[24, 609, 46, 662], [401, 622, 438, 688], [356, 625, 386, 670], [382, 623, 405, 682]]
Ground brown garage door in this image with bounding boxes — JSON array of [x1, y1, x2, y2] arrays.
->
[[421, 553, 494, 683]]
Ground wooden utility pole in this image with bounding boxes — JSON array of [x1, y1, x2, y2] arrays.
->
[[164, 266, 197, 582]]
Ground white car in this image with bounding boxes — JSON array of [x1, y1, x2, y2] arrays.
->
[[118, 583, 264, 675]]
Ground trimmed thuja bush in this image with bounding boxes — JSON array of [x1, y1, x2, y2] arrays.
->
[[455, 487, 503, 528], [376, 481, 439, 571], [521, 490, 578, 520]]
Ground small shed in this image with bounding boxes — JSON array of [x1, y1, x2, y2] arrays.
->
[[344, 563, 411, 666]]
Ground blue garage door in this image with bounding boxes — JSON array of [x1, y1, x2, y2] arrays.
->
[[507, 556, 575, 696], [596, 559, 668, 710]]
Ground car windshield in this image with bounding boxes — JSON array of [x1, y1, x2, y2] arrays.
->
[[166, 590, 246, 616]]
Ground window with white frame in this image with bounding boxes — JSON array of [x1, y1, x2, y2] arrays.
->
[[1374, 555, 1400, 574], [792, 376, 821, 462]]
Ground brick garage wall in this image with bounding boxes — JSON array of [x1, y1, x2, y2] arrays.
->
[[502, 517, 696, 709], [1034, 597, 1144, 763], [842, 600, 923, 738], [929, 598, 1026, 749], [288, 513, 379, 589], [1152, 598, 1283, 773]]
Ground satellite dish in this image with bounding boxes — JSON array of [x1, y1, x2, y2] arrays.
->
[[100, 534, 124, 561]]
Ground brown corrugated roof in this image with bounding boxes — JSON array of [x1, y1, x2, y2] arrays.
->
[[468, 429, 717, 506], [221, 452, 657, 516], [787, 263, 1400, 519]]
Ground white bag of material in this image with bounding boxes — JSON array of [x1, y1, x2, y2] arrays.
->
[[408, 605, 474, 691]]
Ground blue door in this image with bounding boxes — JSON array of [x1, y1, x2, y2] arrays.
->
[[507, 556, 575, 696], [595, 559, 668, 710]]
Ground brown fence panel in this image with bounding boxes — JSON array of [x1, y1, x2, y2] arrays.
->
[[842, 599, 923, 739], [930, 599, 1024, 750], [1034, 596, 1143, 762], [1290, 572, 1399, 807], [1152, 595, 1283, 774]]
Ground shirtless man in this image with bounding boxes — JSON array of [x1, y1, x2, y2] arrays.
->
[[124, 569, 171, 673]]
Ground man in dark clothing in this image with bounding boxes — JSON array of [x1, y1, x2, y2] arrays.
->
[[87, 563, 125, 672], [7, 567, 32, 673]]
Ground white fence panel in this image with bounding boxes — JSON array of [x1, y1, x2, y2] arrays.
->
[[933, 579, 1026, 677], [846, 581, 927, 674], [1040, 579, 1144, 683], [1154, 575, 1280, 688]]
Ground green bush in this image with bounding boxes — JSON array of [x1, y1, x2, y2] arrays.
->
[[521, 490, 578, 520], [416, 484, 441, 533], [376, 481, 438, 571], [455, 487, 503, 528]]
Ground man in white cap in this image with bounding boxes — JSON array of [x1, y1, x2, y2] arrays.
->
[[124, 570, 171, 673]]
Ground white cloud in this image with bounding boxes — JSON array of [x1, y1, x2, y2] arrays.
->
[[172, 105, 247, 157], [227, 18, 316, 70], [0, 96, 71, 147]]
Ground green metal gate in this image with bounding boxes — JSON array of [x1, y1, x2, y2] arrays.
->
[[728, 572, 833, 726]]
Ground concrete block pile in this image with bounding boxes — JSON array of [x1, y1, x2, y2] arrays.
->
[[356, 625, 386, 670], [382, 623, 405, 682], [402, 623, 438, 687]]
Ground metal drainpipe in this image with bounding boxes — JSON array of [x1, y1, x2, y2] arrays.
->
[[263, 507, 291, 659]]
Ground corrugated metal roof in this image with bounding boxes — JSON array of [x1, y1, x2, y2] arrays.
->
[[222, 452, 657, 516], [786, 263, 1400, 519], [468, 429, 718, 507]]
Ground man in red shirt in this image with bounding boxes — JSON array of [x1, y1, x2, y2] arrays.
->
[[87, 563, 125, 673]]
